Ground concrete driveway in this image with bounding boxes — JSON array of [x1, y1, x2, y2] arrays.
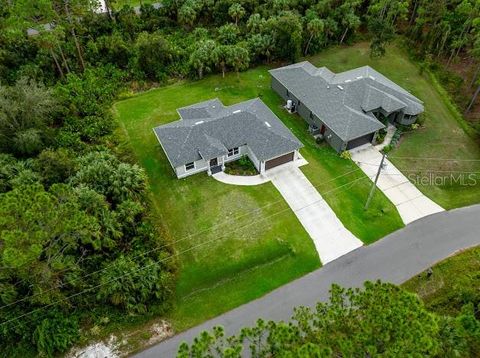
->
[[266, 165, 363, 264], [350, 144, 444, 224]]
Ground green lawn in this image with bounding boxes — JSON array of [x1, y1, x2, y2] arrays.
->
[[402, 246, 480, 316], [114, 41, 479, 336], [115, 78, 322, 331], [114, 56, 404, 330], [309, 43, 480, 209]]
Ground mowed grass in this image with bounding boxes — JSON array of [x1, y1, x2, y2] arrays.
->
[[115, 76, 321, 330], [402, 246, 480, 316], [114, 58, 404, 329], [310, 42, 480, 209]]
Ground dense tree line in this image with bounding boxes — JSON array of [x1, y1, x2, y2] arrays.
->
[[1, 0, 366, 84], [0, 68, 175, 356], [3, 0, 480, 119], [179, 282, 480, 357]]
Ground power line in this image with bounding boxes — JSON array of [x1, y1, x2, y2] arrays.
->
[[355, 161, 480, 174], [388, 156, 480, 162], [0, 174, 372, 327], [0, 167, 363, 311]]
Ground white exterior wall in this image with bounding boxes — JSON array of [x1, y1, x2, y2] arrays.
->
[[174, 145, 251, 178], [175, 158, 209, 178], [173, 144, 290, 178], [246, 146, 262, 172], [222, 145, 248, 166]]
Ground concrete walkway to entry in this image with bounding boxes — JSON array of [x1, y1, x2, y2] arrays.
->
[[266, 165, 363, 264], [212, 171, 270, 186], [212, 155, 308, 186], [350, 144, 444, 224]]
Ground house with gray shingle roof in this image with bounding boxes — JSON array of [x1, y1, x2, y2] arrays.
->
[[269, 62, 424, 152], [153, 98, 303, 178]]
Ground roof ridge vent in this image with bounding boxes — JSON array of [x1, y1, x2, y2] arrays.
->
[[337, 85, 344, 90]]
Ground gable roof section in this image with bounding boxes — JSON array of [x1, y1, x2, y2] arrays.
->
[[362, 85, 407, 113], [269, 62, 424, 142], [154, 98, 302, 168]]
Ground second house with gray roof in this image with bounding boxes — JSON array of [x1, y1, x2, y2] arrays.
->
[[153, 98, 303, 178], [269, 62, 424, 152]]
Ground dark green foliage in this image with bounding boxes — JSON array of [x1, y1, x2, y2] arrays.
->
[[33, 311, 80, 357], [0, 69, 174, 356], [70, 151, 147, 204], [179, 281, 480, 357], [0, 78, 57, 156], [134, 31, 176, 81], [1, 0, 366, 84], [376, 128, 387, 143], [97, 254, 174, 313], [34, 148, 76, 186], [56, 66, 123, 117], [224, 155, 257, 175]]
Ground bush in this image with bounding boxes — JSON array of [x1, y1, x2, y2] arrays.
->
[[416, 112, 426, 126], [33, 312, 79, 357], [382, 144, 393, 153], [375, 128, 387, 144], [340, 150, 352, 160]]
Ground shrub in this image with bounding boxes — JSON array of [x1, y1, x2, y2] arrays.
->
[[416, 112, 426, 126], [238, 155, 254, 169], [382, 144, 393, 153], [340, 150, 352, 160], [33, 312, 79, 357], [315, 136, 325, 144], [375, 128, 387, 144]]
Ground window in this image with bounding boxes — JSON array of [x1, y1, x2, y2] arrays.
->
[[286, 90, 290, 97], [228, 147, 239, 157], [185, 162, 195, 171], [309, 111, 314, 119]]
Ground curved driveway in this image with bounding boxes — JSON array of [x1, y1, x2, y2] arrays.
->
[[135, 205, 480, 358]]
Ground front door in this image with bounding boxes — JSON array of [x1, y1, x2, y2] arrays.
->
[[320, 124, 326, 135], [210, 158, 218, 167]]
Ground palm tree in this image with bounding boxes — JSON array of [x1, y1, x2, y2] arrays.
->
[[304, 18, 324, 55], [228, 3, 245, 26]]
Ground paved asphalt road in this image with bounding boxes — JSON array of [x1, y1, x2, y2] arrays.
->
[[135, 205, 480, 358]]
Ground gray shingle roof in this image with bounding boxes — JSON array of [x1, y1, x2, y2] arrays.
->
[[269, 62, 424, 142], [153, 98, 302, 168]]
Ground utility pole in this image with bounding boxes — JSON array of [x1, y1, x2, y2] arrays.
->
[[364, 152, 386, 210]]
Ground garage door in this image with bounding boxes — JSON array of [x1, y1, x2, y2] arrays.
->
[[265, 152, 294, 170], [346, 133, 375, 150]]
